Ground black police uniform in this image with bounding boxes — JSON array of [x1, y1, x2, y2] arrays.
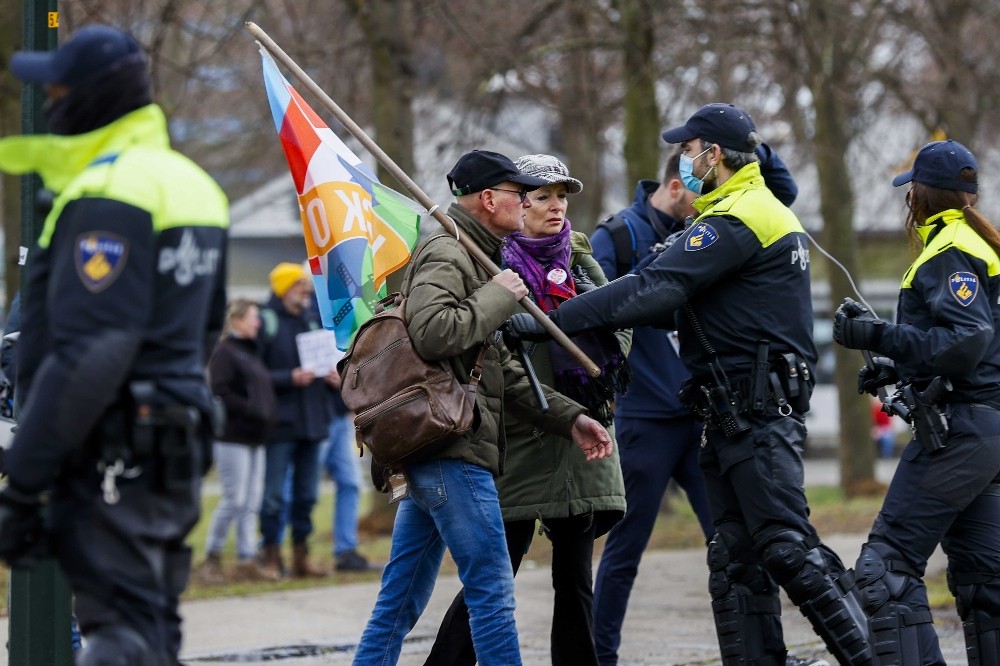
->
[[543, 161, 872, 665], [847, 209, 1000, 665], [1, 103, 229, 663]]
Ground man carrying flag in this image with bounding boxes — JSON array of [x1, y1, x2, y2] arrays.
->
[[351, 150, 616, 666]]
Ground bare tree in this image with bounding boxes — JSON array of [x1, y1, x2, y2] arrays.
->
[[766, 0, 894, 495], [557, 2, 606, 230], [342, 0, 417, 182], [618, 0, 660, 189], [880, 0, 1000, 149]]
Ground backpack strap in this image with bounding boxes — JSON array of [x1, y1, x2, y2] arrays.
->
[[398, 233, 489, 387], [401, 234, 451, 297], [258, 307, 279, 343], [597, 213, 638, 277]]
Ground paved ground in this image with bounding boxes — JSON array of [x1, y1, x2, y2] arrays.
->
[[175, 533, 966, 666], [1, 457, 969, 665]]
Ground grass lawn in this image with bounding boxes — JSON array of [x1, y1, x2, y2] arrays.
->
[[0, 481, 956, 615]]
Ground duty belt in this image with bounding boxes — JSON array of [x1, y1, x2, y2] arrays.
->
[[680, 347, 812, 438]]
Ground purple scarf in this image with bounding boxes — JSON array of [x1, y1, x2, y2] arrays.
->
[[502, 221, 630, 426], [502, 221, 575, 313]]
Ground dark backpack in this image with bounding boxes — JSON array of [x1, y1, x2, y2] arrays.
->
[[596, 213, 639, 277], [336, 236, 487, 490]]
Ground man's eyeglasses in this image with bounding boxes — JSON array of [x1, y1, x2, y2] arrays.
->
[[489, 188, 528, 204]]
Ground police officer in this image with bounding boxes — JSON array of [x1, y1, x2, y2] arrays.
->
[[590, 145, 800, 666], [0, 25, 228, 664], [834, 140, 1000, 664], [508, 103, 872, 665]]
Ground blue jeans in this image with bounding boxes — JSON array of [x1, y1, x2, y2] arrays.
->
[[321, 414, 362, 556], [352, 459, 521, 666], [205, 442, 265, 560], [260, 439, 322, 545]]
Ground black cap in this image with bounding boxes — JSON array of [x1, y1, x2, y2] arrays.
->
[[11, 24, 144, 87], [892, 140, 978, 194], [661, 103, 761, 153], [447, 150, 549, 196]]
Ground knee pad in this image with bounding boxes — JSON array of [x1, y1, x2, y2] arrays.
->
[[76, 624, 166, 666], [762, 531, 873, 665], [707, 531, 784, 665], [948, 566, 1000, 665], [854, 541, 934, 665]]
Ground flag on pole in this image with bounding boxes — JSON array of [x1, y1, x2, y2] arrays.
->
[[260, 51, 422, 350]]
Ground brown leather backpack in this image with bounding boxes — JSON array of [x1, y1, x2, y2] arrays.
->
[[336, 236, 487, 477]]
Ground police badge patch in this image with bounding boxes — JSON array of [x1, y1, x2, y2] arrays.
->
[[949, 271, 979, 307], [685, 223, 719, 251], [75, 232, 128, 293]]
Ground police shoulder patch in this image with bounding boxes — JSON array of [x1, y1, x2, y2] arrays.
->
[[685, 222, 719, 251], [948, 271, 979, 307], [75, 232, 129, 293]]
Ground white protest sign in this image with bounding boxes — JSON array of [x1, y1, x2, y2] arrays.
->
[[295, 328, 344, 376]]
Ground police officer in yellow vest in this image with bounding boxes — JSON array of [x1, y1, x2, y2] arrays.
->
[[0, 25, 228, 664], [506, 104, 872, 666], [835, 141, 1000, 665]]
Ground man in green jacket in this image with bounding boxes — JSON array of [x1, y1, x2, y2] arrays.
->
[[352, 150, 614, 666]]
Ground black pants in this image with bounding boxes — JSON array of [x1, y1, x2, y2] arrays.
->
[[866, 402, 1000, 665], [49, 445, 202, 662], [424, 514, 599, 666], [698, 409, 816, 658], [593, 415, 712, 666]]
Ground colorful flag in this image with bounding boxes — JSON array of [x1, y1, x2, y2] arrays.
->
[[260, 51, 422, 350]]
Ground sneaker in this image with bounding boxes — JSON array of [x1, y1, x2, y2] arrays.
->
[[335, 549, 374, 572], [786, 657, 831, 666]]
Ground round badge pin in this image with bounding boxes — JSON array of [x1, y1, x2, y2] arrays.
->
[[547, 268, 567, 284]]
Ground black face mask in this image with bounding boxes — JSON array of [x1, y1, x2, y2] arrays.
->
[[42, 94, 74, 135], [43, 57, 152, 136]]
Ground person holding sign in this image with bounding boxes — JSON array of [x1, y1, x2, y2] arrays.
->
[[258, 262, 339, 578]]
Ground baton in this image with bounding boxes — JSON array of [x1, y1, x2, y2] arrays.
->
[[507, 336, 548, 413]]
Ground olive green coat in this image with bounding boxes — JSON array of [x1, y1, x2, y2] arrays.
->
[[497, 231, 628, 536], [404, 204, 586, 476]]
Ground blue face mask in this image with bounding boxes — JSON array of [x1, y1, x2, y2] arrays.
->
[[679, 146, 713, 194]]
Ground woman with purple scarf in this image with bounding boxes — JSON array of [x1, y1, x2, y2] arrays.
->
[[423, 155, 629, 666]]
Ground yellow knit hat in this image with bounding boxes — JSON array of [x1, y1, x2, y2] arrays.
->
[[269, 262, 308, 297]]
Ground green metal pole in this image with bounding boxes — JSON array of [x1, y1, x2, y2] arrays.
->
[[8, 2, 73, 664]]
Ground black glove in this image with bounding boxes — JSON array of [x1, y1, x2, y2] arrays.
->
[[503, 312, 552, 344], [833, 298, 886, 350], [571, 265, 597, 293], [0, 484, 47, 568], [857, 357, 898, 396]]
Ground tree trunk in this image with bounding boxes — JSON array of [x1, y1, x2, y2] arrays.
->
[[620, 0, 659, 191], [812, 85, 876, 496], [559, 3, 603, 233], [364, 0, 415, 185]]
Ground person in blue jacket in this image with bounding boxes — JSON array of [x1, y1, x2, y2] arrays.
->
[[507, 103, 873, 666], [835, 140, 1000, 665], [589, 143, 798, 666]]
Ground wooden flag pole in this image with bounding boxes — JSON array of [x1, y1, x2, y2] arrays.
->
[[246, 21, 601, 378]]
